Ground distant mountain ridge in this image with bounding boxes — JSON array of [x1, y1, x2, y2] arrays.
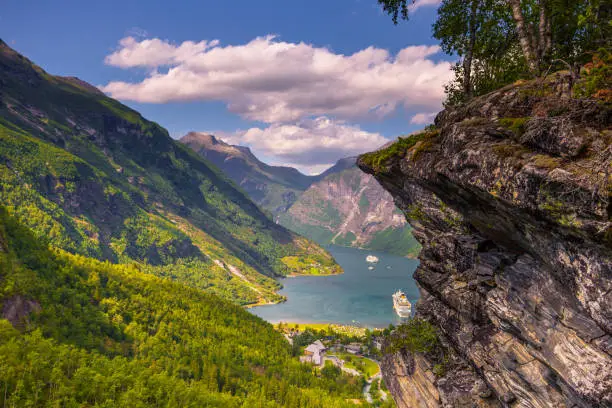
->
[[182, 132, 313, 213], [182, 133, 420, 257]]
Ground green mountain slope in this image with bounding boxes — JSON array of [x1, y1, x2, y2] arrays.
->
[[181, 132, 314, 214], [0, 208, 363, 407], [278, 162, 421, 257], [0, 40, 339, 306]]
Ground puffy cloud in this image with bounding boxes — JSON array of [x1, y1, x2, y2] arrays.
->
[[410, 112, 437, 124], [102, 35, 452, 123], [104, 36, 219, 68], [216, 116, 388, 173]]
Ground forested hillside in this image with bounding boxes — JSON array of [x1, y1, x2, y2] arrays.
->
[[0, 208, 364, 407], [0, 40, 340, 306]]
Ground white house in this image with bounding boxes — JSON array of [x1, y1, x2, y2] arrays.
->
[[301, 340, 326, 366]]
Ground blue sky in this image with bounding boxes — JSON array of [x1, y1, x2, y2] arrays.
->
[[1, 0, 451, 173]]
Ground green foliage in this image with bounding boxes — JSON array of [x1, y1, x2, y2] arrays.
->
[[0, 208, 363, 407], [378, 0, 611, 105], [330, 353, 380, 378], [531, 154, 561, 169], [321, 361, 342, 380], [385, 319, 440, 355], [280, 255, 341, 276], [363, 227, 421, 258], [405, 205, 427, 222], [359, 193, 371, 212], [334, 231, 357, 247], [278, 217, 337, 246], [492, 143, 530, 159]]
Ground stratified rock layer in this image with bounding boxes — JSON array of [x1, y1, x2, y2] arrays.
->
[[359, 77, 611, 408]]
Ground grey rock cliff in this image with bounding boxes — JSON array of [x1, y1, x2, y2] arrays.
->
[[359, 76, 611, 407]]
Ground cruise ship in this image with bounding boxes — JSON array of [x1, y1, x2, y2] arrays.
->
[[392, 290, 412, 318], [366, 255, 379, 263]]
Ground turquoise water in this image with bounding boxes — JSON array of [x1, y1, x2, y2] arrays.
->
[[251, 245, 420, 328]]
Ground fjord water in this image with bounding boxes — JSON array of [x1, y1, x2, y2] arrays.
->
[[251, 245, 420, 328]]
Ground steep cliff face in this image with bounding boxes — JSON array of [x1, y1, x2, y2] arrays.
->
[[278, 161, 421, 257], [359, 76, 611, 407]]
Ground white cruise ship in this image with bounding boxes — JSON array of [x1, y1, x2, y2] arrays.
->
[[366, 255, 379, 263], [392, 290, 412, 318]]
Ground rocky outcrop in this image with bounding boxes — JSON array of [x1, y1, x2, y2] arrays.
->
[[2, 295, 41, 328], [359, 76, 611, 407]]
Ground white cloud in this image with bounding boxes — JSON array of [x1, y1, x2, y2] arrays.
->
[[411, 0, 442, 11], [215, 117, 388, 174], [104, 36, 220, 68], [102, 35, 452, 123], [410, 112, 437, 124]]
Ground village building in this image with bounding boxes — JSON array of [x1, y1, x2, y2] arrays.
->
[[300, 340, 326, 366], [345, 342, 362, 355]]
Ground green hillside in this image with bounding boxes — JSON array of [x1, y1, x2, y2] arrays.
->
[[0, 40, 340, 305], [0, 208, 363, 407]]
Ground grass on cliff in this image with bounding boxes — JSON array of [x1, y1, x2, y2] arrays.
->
[[498, 117, 529, 136], [360, 128, 439, 173]]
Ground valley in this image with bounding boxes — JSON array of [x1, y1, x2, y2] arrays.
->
[[182, 133, 420, 257], [2, 0, 610, 406]]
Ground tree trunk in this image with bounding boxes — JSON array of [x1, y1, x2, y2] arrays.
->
[[508, 0, 538, 74], [463, 0, 479, 97], [538, 0, 551, 63]]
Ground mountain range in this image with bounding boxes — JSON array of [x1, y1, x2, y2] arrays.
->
[[181, 132, 420, 257], [0, 39, 340, 307]]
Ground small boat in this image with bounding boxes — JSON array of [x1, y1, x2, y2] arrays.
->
[[366, 255, 379, 263], [368, 266, 375, 270], [393, 290, 412, 318]]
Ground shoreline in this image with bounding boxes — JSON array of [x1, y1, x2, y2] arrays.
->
[[274, 321, 385, 332], [272, 321, 386, 339]]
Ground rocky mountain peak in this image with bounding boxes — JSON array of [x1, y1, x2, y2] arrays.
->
[[182, 132, 223, 147]]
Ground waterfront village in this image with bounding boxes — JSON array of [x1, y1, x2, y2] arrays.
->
[[275, 322, 392, 405]]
